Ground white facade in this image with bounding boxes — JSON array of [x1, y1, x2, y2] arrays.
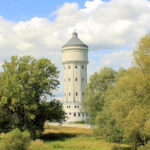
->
[[62, 32, 88, 122]]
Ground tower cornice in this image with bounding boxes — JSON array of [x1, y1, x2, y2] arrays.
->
[[62, 60, 89, 64]]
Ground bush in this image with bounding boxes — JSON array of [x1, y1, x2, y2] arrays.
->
[[1, 128, 31, 150], [138, 141, 150, 150]]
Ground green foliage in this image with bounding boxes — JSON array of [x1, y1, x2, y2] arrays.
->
[[0, 56, 65, 138], [85, 33, 150, 149], [84, 67, 124, 142], [84, 67, 116, 125], [1, 128, 30, 150], [0, 106, 12, 133], [138, 141, 150, 150], [134, 33, 150, 73], [110, 33, 150, 148]]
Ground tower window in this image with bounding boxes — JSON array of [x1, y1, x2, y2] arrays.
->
[[78, 113, 80, 117], [75, 92, 78, 96], [82, 92, 84, 96], [75, 78, 77, 81], [82, 66, 84, 69], [75, 66, 77, 69]]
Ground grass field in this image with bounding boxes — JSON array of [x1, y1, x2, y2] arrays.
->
[[0, 125, 131, 150], [29, 125, 131, 150]]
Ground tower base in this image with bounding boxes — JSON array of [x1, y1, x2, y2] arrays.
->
[[63, 102, 88, 123]]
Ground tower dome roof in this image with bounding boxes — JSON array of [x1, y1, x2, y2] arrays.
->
[[63, 32, 88, 48]]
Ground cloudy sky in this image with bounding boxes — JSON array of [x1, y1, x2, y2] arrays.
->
[[0, 0, 150, 98]]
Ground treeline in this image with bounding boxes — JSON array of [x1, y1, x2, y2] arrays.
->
[[84, 34, 150, 150]]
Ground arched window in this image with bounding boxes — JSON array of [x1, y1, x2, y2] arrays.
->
[[69, 78, 70, 81], [78, 113, 80, 117], [69, 92, 71, 96], [82, 66, 84, 69], [74, 113, 76, 117], [75, 78, 77, 81], [68, 66, 70, 69], [75, 66, 77, 69]]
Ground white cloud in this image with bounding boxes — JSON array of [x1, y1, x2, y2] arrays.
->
[[87, 50, 133, 79], [99, 50, 133, 69], [0, 0, 150, 96]]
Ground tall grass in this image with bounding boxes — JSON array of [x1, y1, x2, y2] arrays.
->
[[0, 126, 131, 150]]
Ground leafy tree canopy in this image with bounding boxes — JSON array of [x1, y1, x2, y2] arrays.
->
[[0, 56, 65, 138], [85, 33, 150, 149]]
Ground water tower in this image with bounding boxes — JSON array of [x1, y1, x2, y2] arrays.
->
[[62, 32, 88, 122]]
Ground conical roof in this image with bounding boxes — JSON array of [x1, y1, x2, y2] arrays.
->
[[63, 32, 88, 48]]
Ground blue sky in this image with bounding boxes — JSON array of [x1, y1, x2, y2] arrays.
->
[[0, 0, 150, 97], [0, 0, 109, 21]]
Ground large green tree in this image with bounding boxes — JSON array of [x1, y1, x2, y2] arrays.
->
[[94, 68, 126, 142], [111, 34, 150, 149], [85, 33, 150, 149], [96, 33, 150, 148], [84, 67, 116, 125], [0, 56, 65, 138]]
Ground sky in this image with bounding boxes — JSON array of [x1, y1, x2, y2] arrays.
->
[[0, 0, 150, 98]]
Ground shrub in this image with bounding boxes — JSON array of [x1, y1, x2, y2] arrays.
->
[[138, 141, 150, 150], [1, 128, 31, 150]]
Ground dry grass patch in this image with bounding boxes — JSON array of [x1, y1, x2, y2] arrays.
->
[[44, 125, 93, 136]]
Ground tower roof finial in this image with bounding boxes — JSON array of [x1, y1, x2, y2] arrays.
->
[[72, 31, 78, 37]]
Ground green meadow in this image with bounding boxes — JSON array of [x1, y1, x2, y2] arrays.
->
[[28, 125, 131, 150]]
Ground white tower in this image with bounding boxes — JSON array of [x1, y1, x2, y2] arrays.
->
[[62, 32, 88, 122]]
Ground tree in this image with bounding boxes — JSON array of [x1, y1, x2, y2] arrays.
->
[[84, 33, 150, 149], [109, 33, 150, 149], [95, 68, 126, 142], [84, 67, 116, 125], [0, 56, 65, 138], [134, 33, 150, 73]]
